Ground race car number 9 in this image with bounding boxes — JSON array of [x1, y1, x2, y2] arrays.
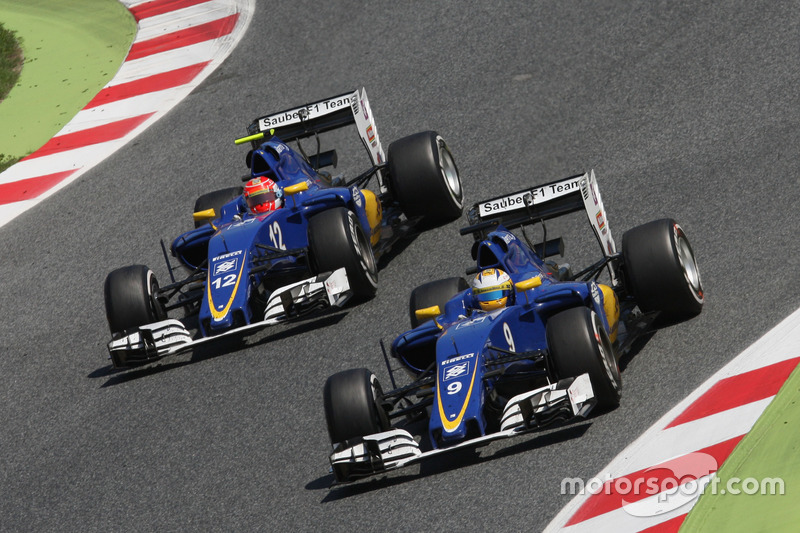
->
[[503, 322, 515, 352], [446, 382, 462, 395]]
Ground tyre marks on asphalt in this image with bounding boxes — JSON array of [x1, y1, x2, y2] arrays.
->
[[544, 309, 800, 532], [0, 0, 254, 227]]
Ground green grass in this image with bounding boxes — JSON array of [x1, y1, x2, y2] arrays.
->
[[681, 363, 800, 532], [0, 22, 23, 172], [0, 1, 137, 170]]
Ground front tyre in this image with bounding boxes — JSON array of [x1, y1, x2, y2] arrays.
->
[[308, 207, 378, 300], [104, 265, 167, 336], [408, 277, 469, 328], [547, 307, 621, 409], [387, 131, 463, 223], [323, 368, 390, 445], [622, 218, 704, 321], [193, 186, 243, 228]]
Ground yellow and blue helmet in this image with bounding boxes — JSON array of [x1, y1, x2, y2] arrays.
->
[[472, 268, 513, 311]]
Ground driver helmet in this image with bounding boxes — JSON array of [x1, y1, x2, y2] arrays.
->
[[244, 177, 283, 214], [472, 268, 513, 311]]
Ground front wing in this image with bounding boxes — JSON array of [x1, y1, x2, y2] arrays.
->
[[108, 268, 350, 368], [329, 374, 595, 483]]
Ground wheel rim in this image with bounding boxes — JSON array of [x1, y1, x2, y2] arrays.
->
[[369, 373, 387, 431], [437, 138, 463, 208], [593, 313, 621, 393], [675, 228, 703, 303], [359, 228, 378, 286], [146, 270, 166, 321], [348, 211, 378, 288]]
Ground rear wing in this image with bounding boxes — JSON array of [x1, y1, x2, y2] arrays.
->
[[460, 170, 617, 259], [241, 88, 385, 170]]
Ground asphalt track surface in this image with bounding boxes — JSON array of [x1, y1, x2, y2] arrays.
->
[[1, 2, 800, 531]]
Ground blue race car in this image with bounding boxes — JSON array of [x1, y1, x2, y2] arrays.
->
[[322, 171, 704, 483], [103, 89, 464, 368]]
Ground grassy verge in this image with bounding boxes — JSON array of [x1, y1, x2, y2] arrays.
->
[[0, 22, 23, 172], [0, 1, 136, 173], [681, 362, 800, 532]]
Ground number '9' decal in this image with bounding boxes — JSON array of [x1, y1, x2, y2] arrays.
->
[[503, 322, 515, 352]]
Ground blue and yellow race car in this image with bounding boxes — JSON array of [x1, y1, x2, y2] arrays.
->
[[103, 89, 464, 368], [323, 171, 704, 483]]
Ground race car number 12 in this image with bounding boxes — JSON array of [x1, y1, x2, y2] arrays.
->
[[269, 221, 286, 250], [212, 274, 236, 289]]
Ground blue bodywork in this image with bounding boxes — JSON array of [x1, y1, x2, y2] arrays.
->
[[325, 172, 703, 483], [170, 136, 375, 337], [392, 226, 616, 449]]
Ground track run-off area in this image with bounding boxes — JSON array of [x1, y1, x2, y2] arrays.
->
[[1, 2, 800, 531]]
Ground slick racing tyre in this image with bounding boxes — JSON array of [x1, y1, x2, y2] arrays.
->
[[192, 186, 243, 228], [323, 368, 390, 445], [104, 265, 167, 336], [387, 131, 463, 223], [622, 218, 704, 322], [308, 207, 378, 300], [408, 277, 469, 328], [547, 307, 621, 409]]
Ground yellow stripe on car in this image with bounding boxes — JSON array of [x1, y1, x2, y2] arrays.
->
[[207, 258, 247, 321], [436, 358, 479, 433]]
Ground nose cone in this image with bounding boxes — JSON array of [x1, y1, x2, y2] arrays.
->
[[430, 349, 483, 448]]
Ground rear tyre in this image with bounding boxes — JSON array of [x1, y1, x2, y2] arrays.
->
[[104, 265, 167, 336], [387, 131, 463, 223], [408, 277, 469, 328], [323, 368, 389, 445], [193, 186, 243, 228], [547, 307, 621, 408], [622, 218, 704, 321], [308, 207, 378, 300]]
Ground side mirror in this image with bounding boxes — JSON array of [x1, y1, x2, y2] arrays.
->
[[414, 305, 441, 321], [283, 182, 309, 196], [515, 276, 542, 292], [193, 208, 216, 224]]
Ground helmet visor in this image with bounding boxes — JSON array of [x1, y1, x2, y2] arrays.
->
[[246, 190, 279, 210], [476, 288, 508, 302]]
